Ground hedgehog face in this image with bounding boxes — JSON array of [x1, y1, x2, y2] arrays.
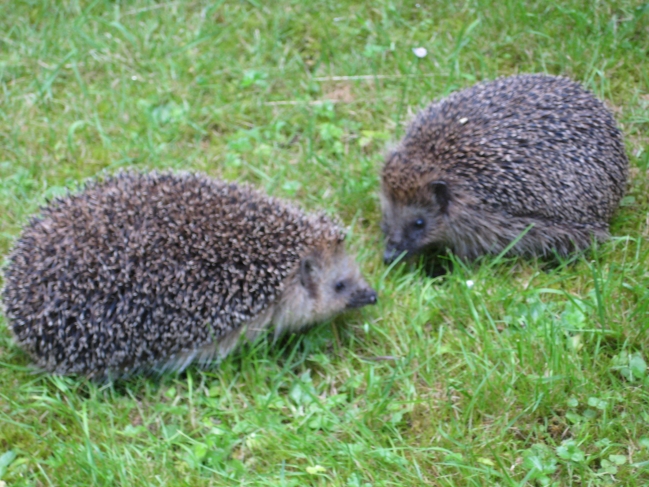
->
[[380, 181, 451, 264], [272, 242, 377, 335], [308, 244, 377, 312]]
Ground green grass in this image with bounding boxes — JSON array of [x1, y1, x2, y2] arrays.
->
[[1, 0, 649, 485]]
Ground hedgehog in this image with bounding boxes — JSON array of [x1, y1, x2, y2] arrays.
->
[[1, 171, 377, 379], [380, 74, 629, 264]]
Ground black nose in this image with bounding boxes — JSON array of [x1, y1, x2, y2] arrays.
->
[[347, 288, 378, 309], [383, 248, 401, 265]]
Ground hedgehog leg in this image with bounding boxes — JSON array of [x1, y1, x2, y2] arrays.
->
[[449, 211, 610, 260], [513, 219, 610, 258], [174, 326, 245, 370], [217, 325, 248, 360]]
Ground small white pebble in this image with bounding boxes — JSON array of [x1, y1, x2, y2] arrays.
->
[[459, 117, 468, 124], [412, 47, 427, 58], [466, 280, 474, 288]]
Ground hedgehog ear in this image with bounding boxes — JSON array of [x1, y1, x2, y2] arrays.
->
[[428, 180, 450, 214], [299, 257, 317, 293]]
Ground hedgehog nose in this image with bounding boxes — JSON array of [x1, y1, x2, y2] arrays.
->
[[347, 288, 378, 309], [383, 247, 400, 265]]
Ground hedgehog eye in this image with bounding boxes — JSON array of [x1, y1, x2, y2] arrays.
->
[[413, 219, 425, 229], [334, 281, 346, 293]]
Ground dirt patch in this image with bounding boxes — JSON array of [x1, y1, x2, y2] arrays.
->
[[323, 83, 354, 103]]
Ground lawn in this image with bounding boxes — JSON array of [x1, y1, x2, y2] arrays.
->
[[1, 0, 648, 485]]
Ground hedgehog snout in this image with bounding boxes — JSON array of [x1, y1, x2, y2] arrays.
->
[[346, 287, 378, 309], [381, 205, 431, 264], [383, 242, 407, 265], [383, 247, 398, 265]]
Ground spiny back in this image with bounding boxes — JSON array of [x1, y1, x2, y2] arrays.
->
[[383, 74, 628, 225], [2, 171, 343, 377]]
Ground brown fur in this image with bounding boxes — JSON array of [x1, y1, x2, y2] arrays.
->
[[169, 239, 373, 371], [381, 74, 629, 262], [2, 171, 377, 379]]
